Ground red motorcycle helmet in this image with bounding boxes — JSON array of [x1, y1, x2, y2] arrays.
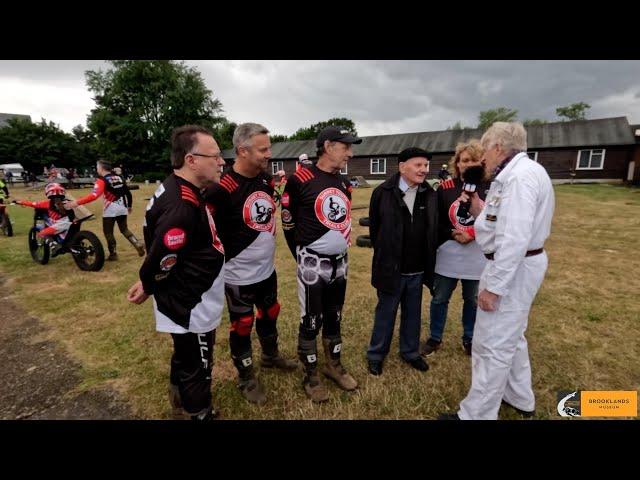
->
[[45, 182, 66, 198]]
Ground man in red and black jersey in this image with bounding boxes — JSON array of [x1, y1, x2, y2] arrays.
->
[[281, 125, 361, 402], [64, 160, 144, 261], [205, 123, 297, 405], [127, 125, 226, 421]]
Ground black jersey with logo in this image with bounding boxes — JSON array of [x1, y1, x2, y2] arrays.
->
[[102, 173, 133, 207], [141, 174, 225, 332], [281, 165, 352, 257], [437, 177, 490, 242], [204, 169, 277, 286]]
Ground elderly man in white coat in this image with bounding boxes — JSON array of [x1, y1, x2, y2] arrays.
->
[[439, 121, 555, 420]]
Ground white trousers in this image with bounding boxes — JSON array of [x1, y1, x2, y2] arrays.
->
[[458, 253, 548, 420]]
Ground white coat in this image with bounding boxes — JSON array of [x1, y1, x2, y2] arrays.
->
[[458, 152, 555, 420]]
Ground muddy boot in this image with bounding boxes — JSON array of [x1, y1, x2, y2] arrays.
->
[[322, 336, 358, 391], [259, 333, 298, 370], [107, 249, 118, 261], [127, 234, 146, 257], [298, 337, 328, 403], [168, 383, 189, 420], [233, 354, 266, 405]]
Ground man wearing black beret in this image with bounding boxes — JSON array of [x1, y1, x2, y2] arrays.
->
[[366, 147, 439, 375]]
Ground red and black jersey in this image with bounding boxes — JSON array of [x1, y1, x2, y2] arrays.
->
[[15, 197, 75, 222], [281, 165, 352, 258], [437, 177, 490, 243], [141, 174, 225, 332], [204, 169, 276, 286], [75, 173, 132, 208]]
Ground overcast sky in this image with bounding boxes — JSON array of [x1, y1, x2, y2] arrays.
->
[[1, 60, 639, 136]]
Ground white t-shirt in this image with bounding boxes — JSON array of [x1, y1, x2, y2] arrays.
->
[[435, 239, 487, 280]]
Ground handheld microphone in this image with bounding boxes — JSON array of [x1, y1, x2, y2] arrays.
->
[[457, 165, 485, 218]]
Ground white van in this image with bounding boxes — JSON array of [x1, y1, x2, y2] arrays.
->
[[0, 163, 25, 177]]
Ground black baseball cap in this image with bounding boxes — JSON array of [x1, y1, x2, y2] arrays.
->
[[398, 147, 432, 164], [316, 126, 363, 148]]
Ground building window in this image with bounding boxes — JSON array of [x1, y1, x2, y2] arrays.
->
[[370, 158, 387, 174], [527, 151, 538, 162], [340, 164, 348, 175], [576, 149, 605, 170], [271, 161, 284, 175]]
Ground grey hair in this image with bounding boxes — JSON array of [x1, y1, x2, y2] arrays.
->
[[233, 122, 270, 152], [481, 121, 527, 153]]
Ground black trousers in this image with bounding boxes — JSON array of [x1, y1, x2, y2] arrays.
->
[[224, 270, 279, 368], [296, 247, 347, 340], [170, 330, 215, 415]]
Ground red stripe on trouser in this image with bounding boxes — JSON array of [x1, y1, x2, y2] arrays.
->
[[256, 302, 280, 321], [266, 302, 280, 321], [230, 315, 254, 336], [37, 226, 58, 237]]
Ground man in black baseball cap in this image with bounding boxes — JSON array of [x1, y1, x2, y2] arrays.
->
[[316, 125, 363, 148]]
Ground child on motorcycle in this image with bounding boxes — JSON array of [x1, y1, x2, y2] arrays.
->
[[14, 182, 73, 256]]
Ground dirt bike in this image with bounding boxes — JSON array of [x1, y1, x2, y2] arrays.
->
[[0, 202, 13, 237], [28, 209, 105, 271]]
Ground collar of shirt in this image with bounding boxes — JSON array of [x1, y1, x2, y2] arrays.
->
[[398, 175, 419, 193], [491, 151, 522, 181]]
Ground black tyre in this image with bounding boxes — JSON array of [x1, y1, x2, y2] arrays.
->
[[358, 216, 370, 227], [356, 234, 372, 248], [29, 227, 50, 264], [70, 230, 105, 271]]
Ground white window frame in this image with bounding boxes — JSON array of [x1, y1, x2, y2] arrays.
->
[[271, 161, 284, 175], [527, 151, 538, 162], [340, 164, 348, 175], [576, 149, 605, 170], [370, 158, 387, 175]]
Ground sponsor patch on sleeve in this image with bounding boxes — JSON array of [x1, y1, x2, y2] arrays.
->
[[159, 253, 178, 271], [163, 228, 186, 250], [281, 192, 290, 207], [281, 209, 292, 223]]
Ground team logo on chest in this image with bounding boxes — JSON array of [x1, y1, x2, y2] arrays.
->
[[243, 191, 276, 232], [315, 188, 350, 230], [448, 199, 484, 234]]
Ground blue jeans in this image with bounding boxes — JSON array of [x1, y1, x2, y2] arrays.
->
[[429, 273, 478, 343], [367, 273, 423, 362]]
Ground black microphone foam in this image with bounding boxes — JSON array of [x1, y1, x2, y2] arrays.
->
[[462, 165, 485, 185]]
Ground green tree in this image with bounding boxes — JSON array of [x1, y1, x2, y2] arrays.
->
[[523, 119, 548, 126], [85, 60, 226, 172], [0, 118, 84, 172], [213, 120, 237, 151], [71, 124, 99, 164], [477, 108, 518, 130], [288, 117, 357, 141], [556, 102, 591, 121], [269, 134, 288, 144]]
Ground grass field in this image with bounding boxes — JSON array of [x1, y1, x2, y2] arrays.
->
[[0, 182, 638, 419]]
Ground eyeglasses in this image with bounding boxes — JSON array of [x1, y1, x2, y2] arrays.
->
[[190, 152, 225, 160]]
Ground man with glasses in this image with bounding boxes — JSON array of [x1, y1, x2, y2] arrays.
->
[[281, 125, 361, 402], [205, 123, 297, 406], [127, 125, 227, 421]]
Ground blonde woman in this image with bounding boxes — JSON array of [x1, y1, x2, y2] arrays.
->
[[422, 140, 490, 357]]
